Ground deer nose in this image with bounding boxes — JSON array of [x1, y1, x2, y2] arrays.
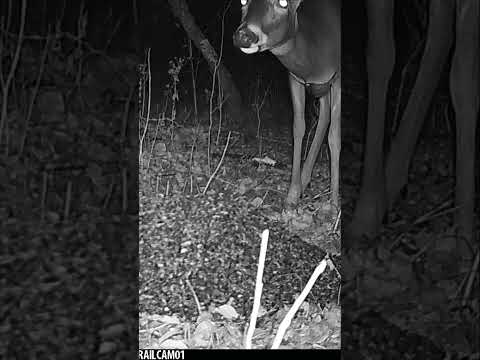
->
[[233, 26, 259, 48]]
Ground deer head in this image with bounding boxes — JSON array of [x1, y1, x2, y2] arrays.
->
[[233, 0, 303, 54]]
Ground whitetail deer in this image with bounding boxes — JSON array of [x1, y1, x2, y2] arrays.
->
[[233, 0, 341, 207]]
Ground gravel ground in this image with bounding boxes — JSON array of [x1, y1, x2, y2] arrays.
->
[[139, 190, 340, 321]]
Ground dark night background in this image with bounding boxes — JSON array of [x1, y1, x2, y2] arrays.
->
[[21, 0, 429, 130], [142, 0, 429, 138]]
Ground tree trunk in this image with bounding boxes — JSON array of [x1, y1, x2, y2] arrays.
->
[[166, 0, 251, 133]]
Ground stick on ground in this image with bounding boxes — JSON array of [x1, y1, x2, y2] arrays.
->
[[245, 229, 270, 349]]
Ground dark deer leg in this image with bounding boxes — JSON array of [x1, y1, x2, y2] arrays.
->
[[347, 0, 395, 239], [301, 91, 330, 196], [328, 75, 341, 208], [450, 0, 479, 254], [300, 76, 341, 207], [385, 0, 455, 207], [286, 74, 306, 206]]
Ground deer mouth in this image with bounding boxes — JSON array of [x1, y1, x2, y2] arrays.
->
[[240, 45, 261, 54], [239, 39, 269, 54], [234, 23, 269, 54]]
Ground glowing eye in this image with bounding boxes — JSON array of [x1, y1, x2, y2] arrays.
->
[[241, 0, 248, 6], [279, 0, 288, 8]]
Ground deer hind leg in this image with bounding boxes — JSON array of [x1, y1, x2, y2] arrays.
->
[[286, 74, 306, 206], [347, 0, 394, 239], [385, 0, 455, 207], [450, 0, 479, 254], [300, 92, 331, 195]]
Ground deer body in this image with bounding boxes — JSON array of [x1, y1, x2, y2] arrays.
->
[[233, 0, 341, 206]]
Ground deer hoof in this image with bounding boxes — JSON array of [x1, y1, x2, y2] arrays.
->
[[286, 186, 301, 207], [345, 190, 386, 246]]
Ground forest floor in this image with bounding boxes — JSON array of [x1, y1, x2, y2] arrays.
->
[[139, 114, 341, 349]]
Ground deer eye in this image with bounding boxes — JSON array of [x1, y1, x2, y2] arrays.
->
[[278, 0, 288, 8], [240, 0, 248, 6]]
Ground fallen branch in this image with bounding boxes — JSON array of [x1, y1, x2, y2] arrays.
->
[[271, 258, 328, 349], [245, 229, 270, 349]]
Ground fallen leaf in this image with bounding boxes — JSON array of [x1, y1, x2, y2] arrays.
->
[[147, 314, 181, 325], [191, 319, 216, 347], [214, 304, 239, 320], [98, 341, 116, 354], [250, 197, 264, 208], [160, 339, 188, 349], [100, 324, 126, 338]]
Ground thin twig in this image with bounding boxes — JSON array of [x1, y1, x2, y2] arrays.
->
[[254, 78, 270, 154], [185, 276, 202, 316], [203, 131, 232, 194], [215, 3, 230, 146], [103, 178, 114, 209], [413, 198, 455, 225], [188, 40, 198, 122], [462, 250, 479, 306], [121, 84, 135, 141], [146, 104, 165, 172], [64, 180, 72, 220], [139, 48, 152, 165], [41, 170, 48, 222], [20, 33, 51, 155], [208, 1, 231, 171], [104, 17, 122, 52], [0, 0, 27, 144], [122, 168, 127, 213], [0, 27, 113, 59], [157, 329, 183, 345], [391, 38, 425, 136]]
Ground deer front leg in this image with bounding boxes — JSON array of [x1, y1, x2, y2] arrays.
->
[[450, 0, 479, 255], [347, 0, 394, 240], [286, 74, 306, 206]]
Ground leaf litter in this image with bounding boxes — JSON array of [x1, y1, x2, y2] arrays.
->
[[140, 120, 341, 349]]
